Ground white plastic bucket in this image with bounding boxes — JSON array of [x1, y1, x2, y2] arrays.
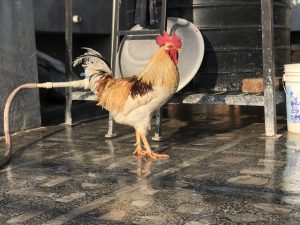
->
[[283, 64, 300, 133]]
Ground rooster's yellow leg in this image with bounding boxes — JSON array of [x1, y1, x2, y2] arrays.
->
[[140, 134, 169, 159], [132, 130, 146, 156]]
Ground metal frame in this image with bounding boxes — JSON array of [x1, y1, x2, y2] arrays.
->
[[71, 0, 282, 137]]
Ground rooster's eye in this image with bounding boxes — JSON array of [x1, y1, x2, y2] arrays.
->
[[165, 44, 175, 50]]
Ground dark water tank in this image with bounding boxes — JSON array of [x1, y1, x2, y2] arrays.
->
[[167, 0, 290, 91]]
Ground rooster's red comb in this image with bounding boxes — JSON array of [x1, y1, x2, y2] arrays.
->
[[156, 32, 182, 49]]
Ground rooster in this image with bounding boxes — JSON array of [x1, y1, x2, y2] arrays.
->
[[73, 32, 182, 159]]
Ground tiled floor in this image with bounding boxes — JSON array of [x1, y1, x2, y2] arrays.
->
[[1, 103, 300, 225]]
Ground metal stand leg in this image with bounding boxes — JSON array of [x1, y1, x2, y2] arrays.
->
[[105, 0, 120, 138], [105, 113, 116, 138], [261, 0, 277, 136], [160, 0, 167, 33], [65, 0, 73, 125], [152, 108, 163, 141], [152, 0, 167, 142]]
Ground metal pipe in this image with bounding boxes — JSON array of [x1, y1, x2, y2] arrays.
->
[[110, 0, 120, 74], [152, 108, 163, 141], [65, 0, 73, 125], [261, 0, 277, 136], [154, 0, 168, 141], [105, 0, 119, 138], [160, 0, 167, 34], [0, 80, 89, 169]]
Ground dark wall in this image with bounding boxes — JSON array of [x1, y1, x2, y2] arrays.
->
[[32, 0, 136, 34], [33, 0, 136, 76], [291, 31, 300, 63], [35, 33, 112, 67], [0, 0, 41, 135]]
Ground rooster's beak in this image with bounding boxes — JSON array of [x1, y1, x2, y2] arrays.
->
[[177, 48, 182, 52]]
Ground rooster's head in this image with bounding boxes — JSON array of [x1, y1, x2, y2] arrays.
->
[[156, 32, 182, 64]]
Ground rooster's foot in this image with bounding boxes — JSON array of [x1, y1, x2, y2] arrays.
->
[[132, 146, 146, 156], [144, 150, 169, 159]]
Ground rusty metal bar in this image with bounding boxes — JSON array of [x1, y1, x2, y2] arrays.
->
[[0, 80, 89, 169], [261, 0, 277, 136], [65, 0, 73, 125]]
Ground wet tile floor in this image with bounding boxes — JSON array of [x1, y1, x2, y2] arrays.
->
[[1, 104, 300, 225]]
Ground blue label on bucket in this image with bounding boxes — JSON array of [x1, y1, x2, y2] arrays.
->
[[286, 86, 300, 123]]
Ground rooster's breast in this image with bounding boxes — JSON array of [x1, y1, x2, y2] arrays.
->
[[112, 86, 175, 134]]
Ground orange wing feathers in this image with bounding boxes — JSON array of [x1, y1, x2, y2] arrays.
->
[[96, 76, 154, 112], [96, 76, 134, 112]]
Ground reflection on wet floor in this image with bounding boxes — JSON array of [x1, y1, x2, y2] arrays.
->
[[0, 104, 300, 224]]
